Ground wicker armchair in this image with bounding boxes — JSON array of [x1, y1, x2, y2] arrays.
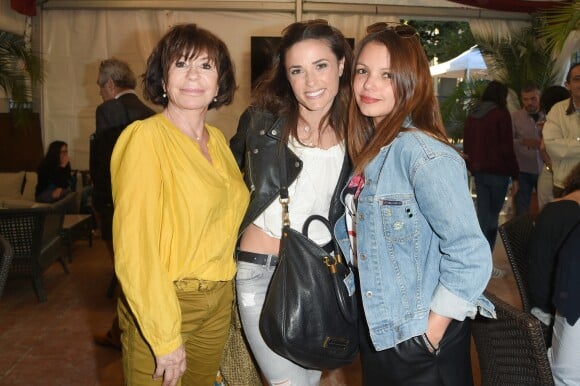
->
[[0, 192, 76, 302], [472, 291, 554, 386], [498, 213, 534, 312], [0, 234, 13, 300]]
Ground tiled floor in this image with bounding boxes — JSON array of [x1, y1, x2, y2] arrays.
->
[[0, 224, 518, 386]]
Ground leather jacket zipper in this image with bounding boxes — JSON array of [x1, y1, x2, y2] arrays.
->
[[246, 149, 256, 193]]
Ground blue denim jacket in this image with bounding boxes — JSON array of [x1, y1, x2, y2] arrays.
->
[[335, 131, 495, 351]]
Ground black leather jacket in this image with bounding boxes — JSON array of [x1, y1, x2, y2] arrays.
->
[[230, 107, 351, 235]]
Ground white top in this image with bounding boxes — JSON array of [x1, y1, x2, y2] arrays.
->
[[253, 137, 345, 245]]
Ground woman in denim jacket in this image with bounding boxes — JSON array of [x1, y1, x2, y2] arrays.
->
[[334, 23, 495, 385]]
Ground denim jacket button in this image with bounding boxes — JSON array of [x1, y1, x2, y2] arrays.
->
[[359, 213, 365, 221], [360, 254, 367, 260], [365, 291, 373, 297], [259, 130, 266, 135], [253, 148, 259, 154]]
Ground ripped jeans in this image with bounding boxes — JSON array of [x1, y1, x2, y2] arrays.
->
[[236, 259, 322, 385]]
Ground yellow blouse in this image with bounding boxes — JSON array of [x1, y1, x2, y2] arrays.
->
[[111, 113, 249, 356]]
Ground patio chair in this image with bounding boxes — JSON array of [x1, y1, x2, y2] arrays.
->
[[498, 213, 534, 312], [472, 291, 554, 386], [0, 234, 13, 300], [0, 192, 76, 302]]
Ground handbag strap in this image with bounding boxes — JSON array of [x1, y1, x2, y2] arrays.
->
[[278, 144, 338, 251], [278, 144, 290, 227]]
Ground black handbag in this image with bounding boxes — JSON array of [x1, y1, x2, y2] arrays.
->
[[258, 146, 358, 370]]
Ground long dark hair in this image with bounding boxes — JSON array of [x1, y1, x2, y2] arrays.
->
[[38, 141, 67, 172], [252, 19, 353, 142], [142, 23, 236, 109], [481, 80, 508, 109], [348, 26, 448, 174], [541, 85, 569, 114]]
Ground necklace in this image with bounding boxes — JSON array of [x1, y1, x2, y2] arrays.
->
[[299, 125, 317, 147], [298, 117, 320, 147], [193, 129, 204, 142]]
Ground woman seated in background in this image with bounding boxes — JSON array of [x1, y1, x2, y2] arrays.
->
[[528, 162, 580, 329], [35, 140, 74, 203]]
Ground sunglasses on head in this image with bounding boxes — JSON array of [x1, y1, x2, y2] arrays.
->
[[366, 22, 417, 38]]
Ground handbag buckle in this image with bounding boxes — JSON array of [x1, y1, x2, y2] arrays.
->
[[323, 256, 337, 273], [279, 197, 290, 226]]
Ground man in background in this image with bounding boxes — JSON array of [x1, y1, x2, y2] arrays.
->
[[544, 63, 580, 199], [91, 58, 155, 350], [511, 82, 545, 215]]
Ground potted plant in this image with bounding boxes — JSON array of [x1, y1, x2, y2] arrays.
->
[[440, 21, 557, 141], [0, 30, 44, 171], [0, 30, 43, 122]]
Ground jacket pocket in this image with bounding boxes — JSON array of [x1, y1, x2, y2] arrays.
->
[[379, 196, 417, 242]]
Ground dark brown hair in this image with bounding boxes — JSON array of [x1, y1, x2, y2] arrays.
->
[[348, 26, 448, 174], [142, 24, 236, 109], [252, 19, 353, 142], [481, 80, 508, 109]]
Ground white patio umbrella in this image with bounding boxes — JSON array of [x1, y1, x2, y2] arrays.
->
[[430, 45, 488, 80]]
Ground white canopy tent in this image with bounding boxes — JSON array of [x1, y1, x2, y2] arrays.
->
[[430, 45, 488, 79], [1, 0, 537, 169]]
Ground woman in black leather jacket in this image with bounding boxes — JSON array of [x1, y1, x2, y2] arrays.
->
[[229, 20, 352, 385]]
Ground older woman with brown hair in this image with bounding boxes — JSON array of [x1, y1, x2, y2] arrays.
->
[[110, 24, 249, 386]]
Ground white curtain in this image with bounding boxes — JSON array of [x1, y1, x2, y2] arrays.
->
[[41, 9, 400, 169], [41, 10, 295, 168], [41, 8, 545, 169]]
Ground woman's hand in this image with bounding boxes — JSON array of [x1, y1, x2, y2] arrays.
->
[[425, 311, 452, 351], [510, 180, 519, 198], [154, 345, 186, 386], [51, 187, 63, 200]]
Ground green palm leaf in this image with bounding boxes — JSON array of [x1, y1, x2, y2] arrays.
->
[[539, 2, 580, 54], [0, 31, 43, 108]]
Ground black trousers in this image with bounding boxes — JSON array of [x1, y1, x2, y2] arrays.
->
[[359, 316, 473, 386]]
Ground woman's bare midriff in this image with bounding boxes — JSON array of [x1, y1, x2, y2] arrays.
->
[[239, 223, 281, 256]]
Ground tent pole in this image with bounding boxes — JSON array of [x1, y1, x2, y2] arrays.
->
[[296, 0, 302, 22]]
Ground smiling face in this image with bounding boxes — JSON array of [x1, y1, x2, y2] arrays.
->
[[353, 41, 396, 126], [165, 50, 219, 112], [284, 39, 344, 116]]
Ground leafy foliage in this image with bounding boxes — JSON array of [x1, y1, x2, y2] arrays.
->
[[0, 31, 43, 114], [475, 22, 556, 96], [439, 79, 489, 143], [538, 2, 580, 54], [407, 20, 476, 62]]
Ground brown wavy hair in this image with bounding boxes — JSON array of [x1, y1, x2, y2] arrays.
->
[[348, 27, 449, 174], [251, 19, 353, 142]]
